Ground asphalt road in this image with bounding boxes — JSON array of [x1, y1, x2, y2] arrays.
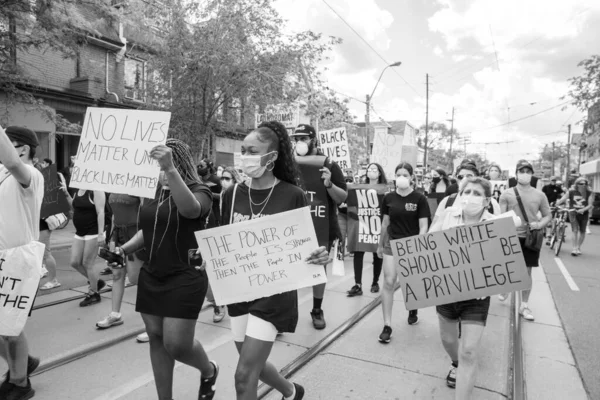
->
[[539, 222, 600, 399]]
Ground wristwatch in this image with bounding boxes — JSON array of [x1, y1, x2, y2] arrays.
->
[[325, 180, 333, 189]]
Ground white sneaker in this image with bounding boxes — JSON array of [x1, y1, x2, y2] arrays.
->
[[96, 313, 124, 329], [41, 266, 49, 278], [586, 227, 591, 235], [519, 304, 535, 321], [498, 293, 509, 302], [136, 332, 150, 343], [40, 280, 61, 290]]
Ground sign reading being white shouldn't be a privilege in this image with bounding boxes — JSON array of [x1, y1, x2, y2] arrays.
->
[[195, 207, 327, 306], [70, 108, 171, 198], [390, 217, 532, 310]]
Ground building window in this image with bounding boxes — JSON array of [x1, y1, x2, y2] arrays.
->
[[124, 57, 145, 102]]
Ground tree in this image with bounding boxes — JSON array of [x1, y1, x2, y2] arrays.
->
[[418, 122, 459, 151], [308, 91, 354, 131], [566, 54, 600, 124]]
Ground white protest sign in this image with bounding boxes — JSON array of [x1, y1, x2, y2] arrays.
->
[[195, 207, 327, 305], [390, 217, 531, 310], [0, 242, 44, 336], [318, 127, 351, 170], [370, 126, 403, 181], [489, 180, 508, 202], [70, 108, 170, 198]]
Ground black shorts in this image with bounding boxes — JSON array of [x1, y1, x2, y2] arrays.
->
[[228, 290, 299, 333], [519, 237, 540, 267], [436, 297, 491, 326], [569, 212, 589, 233]]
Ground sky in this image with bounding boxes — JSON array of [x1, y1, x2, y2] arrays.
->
[[273, 0, 600, 171]]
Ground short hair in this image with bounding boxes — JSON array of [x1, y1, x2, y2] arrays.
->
[[459, 176, 492, 198], [43, 158, 53, 165], [14, 140, 36, 160], [457, 163, 479, 176]]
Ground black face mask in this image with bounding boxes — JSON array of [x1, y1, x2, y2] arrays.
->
[[197, 166, 209, 176], [432, 176, 441, 184]]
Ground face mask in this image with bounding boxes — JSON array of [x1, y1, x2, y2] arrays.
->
[[367, 171, 379, 181], [216, 170, 223, 178], [221, 179, 232, 190], [295, 141, 309, 156], [489, 171, 500, 180], [395, 176, 410, 190], [240, 152, 275, 179], [197, 166, 209, 176], [432, 176, 441, 184], [517, 173, 532, 185], [461, 196, 485, 216]]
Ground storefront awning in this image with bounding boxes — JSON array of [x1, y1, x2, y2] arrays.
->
[[580, 159, 600, 175]]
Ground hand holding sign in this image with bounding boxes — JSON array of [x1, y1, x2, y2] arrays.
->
[[150, 145, 175, 172], [320, 167, 332, 187]]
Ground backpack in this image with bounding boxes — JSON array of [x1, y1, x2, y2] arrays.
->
[[444, 193, 495, 214]]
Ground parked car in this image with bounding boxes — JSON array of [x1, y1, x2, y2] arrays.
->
[[591, 192, 600, 224]]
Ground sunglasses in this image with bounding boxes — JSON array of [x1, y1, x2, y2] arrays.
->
[[457, 175, 474, 180], [577, 182, 587, 185], [220, 177, 232, 182]]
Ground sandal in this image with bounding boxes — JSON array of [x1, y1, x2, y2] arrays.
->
[[40, 280, 61, 290]]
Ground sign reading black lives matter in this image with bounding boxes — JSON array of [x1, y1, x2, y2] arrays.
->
[[318, 127, 351, 170], [70, 108, 170, 198], [195, 207, 327, 306], [390, 217, 531, 310]]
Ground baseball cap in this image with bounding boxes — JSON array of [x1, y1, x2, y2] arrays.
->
[[5, 126, 40, 148], [291, 124, 316, 138], [515, 159, 534, 173]]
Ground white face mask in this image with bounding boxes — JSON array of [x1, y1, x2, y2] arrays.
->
[[221, 179, 233, 190], [517, 173, 532, 185], [367, 171, 379, 181], [461, 196, 486, 216], [395, 176, 410, 190], [295, 141, 309, 156], [240, 152, 276, 179], [489, 170, 500, 180]]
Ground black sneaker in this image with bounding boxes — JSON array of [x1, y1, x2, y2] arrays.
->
[[98, 279, 106, 292], [370, 283, 380, 293], [198, 360, 218, 400], [446, 364, 457, 388], [100, 267, 113, 276], [79, 292, 101, 307], [378, 325, 392, 343], [310, 308, 326, 330], [408, 310, 419, 325], [3, 378, 35, 400], [281, 383, 305, 400], [347, 285, 363, 297]]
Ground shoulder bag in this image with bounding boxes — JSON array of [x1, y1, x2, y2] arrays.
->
[[514, 188, 543, 252]]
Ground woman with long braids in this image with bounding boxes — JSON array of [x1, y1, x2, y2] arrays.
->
[[220, 121, 330, 400], [110, 139, 218, 400]]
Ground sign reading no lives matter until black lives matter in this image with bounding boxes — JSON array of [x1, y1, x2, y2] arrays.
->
[[69, 108, 170, 199], [195, 207, 327, 306], [390, 217, 531, 310]]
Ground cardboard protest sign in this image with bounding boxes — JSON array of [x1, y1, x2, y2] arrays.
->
[[195, 207, 327, 305], [0, 242, 44, 336], [296, 155, 330, 247], [318, 127, 351, 170], [489, 180, 508, 202], [346, 184, 387, 253], [370, 126, 403, 181], [390, 217, 531, 310], [40, 165, 71, 219], [70, 108, 171, 198]]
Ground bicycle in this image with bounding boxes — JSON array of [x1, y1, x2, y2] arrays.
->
[[545, 206, 558, 245], [550, 208, 574, 256]]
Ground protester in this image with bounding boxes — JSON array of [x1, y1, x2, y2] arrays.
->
[[220, 166, 244, 191], [0, 125, 43, 400], [69, 185, 107, 306], [430, 168, 450, 201], [430, 177, 496, 397], [486, 163, 502, 180], [542, 176, 564, 240], [198, 158, 222, 227], [291, 123, 348, 330], [499, 160, 551, 320], [220, 121, 330, 400], [347, 163, 386, 296], [508, 160, 542, 190], [110, 139, 218, 399], [377, 162, 430, 342], [556, 177, 594, 256], [216, 165, 224, 178]]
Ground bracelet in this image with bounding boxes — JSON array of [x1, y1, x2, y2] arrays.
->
[[325, 181, 333, 189]]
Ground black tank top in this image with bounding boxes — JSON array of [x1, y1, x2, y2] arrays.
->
[[72, 191, 99, 236]]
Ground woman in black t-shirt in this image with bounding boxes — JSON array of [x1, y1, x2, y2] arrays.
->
[[220, 121, 329, 400], [377, 162, 430, 343], [111, 139, 219, 400]]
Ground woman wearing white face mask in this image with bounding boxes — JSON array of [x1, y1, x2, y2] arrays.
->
[[377, 162, 430, 343], [429, 177, 495, 398], [220, 121, 330, 400]]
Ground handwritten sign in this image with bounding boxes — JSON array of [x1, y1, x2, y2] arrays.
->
[[346, 184, 387, 253], [318, 127, 351, 170], [40, 165, 70, 219], [195, 207, 327, 305], [296, 155, 330, 246], [69, 107, 170, 198], [390, 217, 531, 310], [489, 180, 508, 202], [0, 242, 44, 336], [370, 126, 403, 181]]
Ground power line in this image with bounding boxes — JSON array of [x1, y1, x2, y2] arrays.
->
[[320, 0, 420, 96]]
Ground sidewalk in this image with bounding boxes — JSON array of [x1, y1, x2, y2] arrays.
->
[[49, 221, 76, 250]]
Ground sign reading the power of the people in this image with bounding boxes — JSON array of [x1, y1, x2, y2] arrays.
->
[[390, 217, 531, 310], [0, 242, 45, 336], [70, 108, 171, 198], [295, 155, 330, 247], [318, 127, 351, 170], [195, 207, 327, 305], [346, 184, 387, 253]]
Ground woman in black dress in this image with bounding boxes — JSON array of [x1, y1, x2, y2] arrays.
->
[[113, 139, 218, 400], [219, 121, 330, 400]]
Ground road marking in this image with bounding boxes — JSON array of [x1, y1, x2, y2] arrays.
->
[[554, 257, 580, 291]]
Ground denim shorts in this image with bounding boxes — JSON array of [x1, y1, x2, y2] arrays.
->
[[436, 297, 491, 326]]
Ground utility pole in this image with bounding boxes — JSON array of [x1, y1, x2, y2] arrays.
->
[[551, 142, 555, 176], [448, 106, 454, 171], [424, 73, 429, 171], [365, 94, 371, 163], [566, 124, 571, 184]]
